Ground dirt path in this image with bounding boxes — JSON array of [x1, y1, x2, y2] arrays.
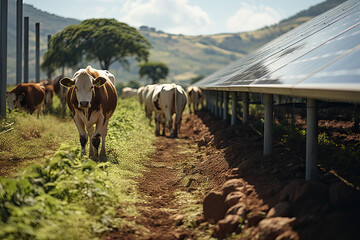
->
[[105, 113, 228, 240]]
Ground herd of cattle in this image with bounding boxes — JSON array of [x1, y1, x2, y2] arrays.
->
[[5, 66, 203, 161]]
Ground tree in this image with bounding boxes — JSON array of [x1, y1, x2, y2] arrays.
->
[[190, 74, 205, 84], [42, 18, 151, 73], [138, 62, 169, 84]]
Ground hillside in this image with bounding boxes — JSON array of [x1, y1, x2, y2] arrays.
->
[[6, 0, 346, 85]]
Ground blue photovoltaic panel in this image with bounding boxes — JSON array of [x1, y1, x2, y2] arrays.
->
[[195, 0, 360, 102]]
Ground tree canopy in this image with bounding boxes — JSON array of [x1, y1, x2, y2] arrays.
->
[[41, 18, 151, 74], [138, 62, 169, 84]]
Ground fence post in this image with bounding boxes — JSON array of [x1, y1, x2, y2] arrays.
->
[[223, 91, 229, 120], [264, 94, 273, 156], [16, 0, 23, 85], [35, 22, 40, 83], [24, 16, 29, 83], [0, 0, 8, 119], [231, 92, 237, 126], [306, 98, 318, 181]]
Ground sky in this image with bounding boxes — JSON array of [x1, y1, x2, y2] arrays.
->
[[23, 0, 325, 35]]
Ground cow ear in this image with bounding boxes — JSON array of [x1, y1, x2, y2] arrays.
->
[[60, 77, 75, 88], [93, 77, 107, 88]]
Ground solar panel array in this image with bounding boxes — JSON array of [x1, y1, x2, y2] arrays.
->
[[195, 0, 360, 102]]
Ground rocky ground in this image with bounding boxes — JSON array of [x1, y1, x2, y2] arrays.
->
[[105, 110, 360, 240]]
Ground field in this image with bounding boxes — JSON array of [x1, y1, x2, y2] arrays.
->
[[1, 96, 360, 239]]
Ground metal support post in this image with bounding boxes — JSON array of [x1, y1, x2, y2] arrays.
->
[[264, 94, 273, 156], [306, 98, 318, 181], [231, 92, 237, 126], [23, 16, 29, 83], [242, 92, 249, 124], [223, 91, 229, 120], [16, 0, 23, 85], [1, 0, 8, 119], [35, 22, 40, 83], [218, 91, 223, 118]]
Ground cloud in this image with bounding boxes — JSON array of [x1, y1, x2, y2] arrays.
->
[[119, 0, 212, 35], [226, 2, 282, 33]]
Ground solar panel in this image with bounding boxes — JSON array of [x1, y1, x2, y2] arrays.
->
[[196, 0, 360, 102]]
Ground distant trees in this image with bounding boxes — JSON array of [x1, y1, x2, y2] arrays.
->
[[138, 62, 169, 84], [41, 18, 151, 75], [190, 75, 205, 84]]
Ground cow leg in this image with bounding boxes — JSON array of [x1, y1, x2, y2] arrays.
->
[[100, 120, 109, 160], [154, 112, 160, 136], [161, 115, 166, 136], [87, 125, 95, 159], [74, 114, 87, 156], [36, 104, 42, 119], [188, 103, 192, 114], [92, 116, 105, 161]]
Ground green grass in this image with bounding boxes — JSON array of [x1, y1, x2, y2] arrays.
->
[[0, 98, 156, 239]]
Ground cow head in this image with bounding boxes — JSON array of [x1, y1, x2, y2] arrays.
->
[[6, 92, 24, 112], [60, 70, 107, 109]]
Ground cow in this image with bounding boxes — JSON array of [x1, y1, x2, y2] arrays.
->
[[53, 75, 67, 113], [6, 83, 45, 118], [87, 66, 115, 86], [152, 84, 187, 138], [186, 86, 203, 113], [143, 84, 157, 125], [60, 66, 118, 161], [137, 86, 145, 106], [121, 87, 138, 99], [40, 80, 55, 113]]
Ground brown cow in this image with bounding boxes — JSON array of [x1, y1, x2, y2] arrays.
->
[[53, 75, 67, 113], [6, 83, 45, 118], [40, 80, 54, 113], [60, 66, 118, 161]]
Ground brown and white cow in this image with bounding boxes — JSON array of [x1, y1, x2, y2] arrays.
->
[[53, 75, 67, 113], [6, 83, 45, 118], [60, 66, 118, 161], [186, 86, 203, 113], [40, 80, 55, 113], [152, 84, 187, 138]]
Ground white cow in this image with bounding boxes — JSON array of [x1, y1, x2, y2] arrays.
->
[[186, 86, 203, 113], [137, 86, 145, 105], [152, 84, 187, 138], [143, 85, 157, 125], [121, 87, 138, 99]]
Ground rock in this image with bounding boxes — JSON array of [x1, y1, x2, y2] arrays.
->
[[221, 179, 244, 196], [292, 181, 330, 217], [266, 202, 291, 218], [203, 191, 227, 223], [225, 191, 245, 208], [198, 133, 213, 147], [173, 214, 185, 226], [247, 211, 266, 227], [329, 182, 360, 209], [214, 214, 240, 239], [275, 230, 299, 240], [226, 202, 247, 219], [277, 180, 303, 203], [258, 217, 296, 240]]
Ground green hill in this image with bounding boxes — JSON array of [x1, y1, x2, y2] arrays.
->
[[6, 0, 346, 85]]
